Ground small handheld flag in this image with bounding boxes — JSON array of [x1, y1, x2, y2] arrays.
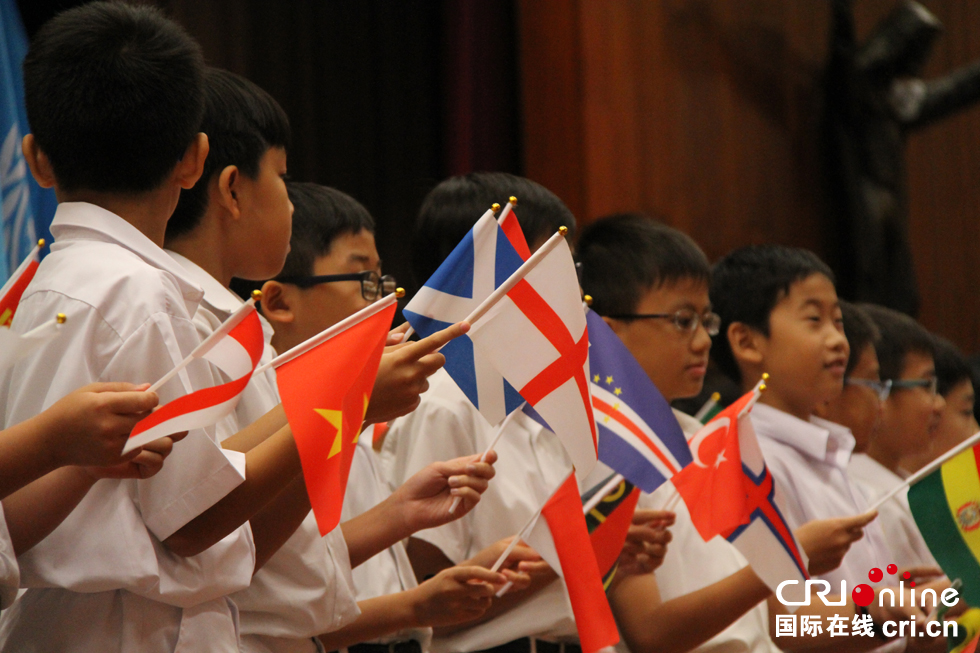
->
[[497, 197, 531, 261], [582, 472, 640, 589], [0, 238, 43, 326]]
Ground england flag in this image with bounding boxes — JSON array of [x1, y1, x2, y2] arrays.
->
[[403, 209, 526, 425]]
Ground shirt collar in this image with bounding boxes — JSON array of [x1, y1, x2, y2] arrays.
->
[[50, 202, 204, 314], [751, 402, 855, 468]]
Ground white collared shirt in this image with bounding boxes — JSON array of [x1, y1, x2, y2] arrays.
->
[[381, 368, 578, 652], [341, 432, 432, 651], [0, 503, 17, 610], [751, 403, 890, 587], [0, 202, 254, 652], [848, 453, 938, 571], [166, 251, 360, 653]]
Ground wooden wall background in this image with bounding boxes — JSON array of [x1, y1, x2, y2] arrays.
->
[[519, 0, 980, 354]]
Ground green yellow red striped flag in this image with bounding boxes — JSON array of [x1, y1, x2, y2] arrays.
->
[[908, 443, 980, 606]]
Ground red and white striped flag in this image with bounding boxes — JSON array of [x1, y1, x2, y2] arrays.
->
[[0, 239, 43, 327], [124, 302, 264, 453]]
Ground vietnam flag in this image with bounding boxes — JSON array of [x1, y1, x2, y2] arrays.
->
[[275, 300, 395, 535], [0, 239, 43, 327]]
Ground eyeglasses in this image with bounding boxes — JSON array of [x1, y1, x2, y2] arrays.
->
[[277, 270, 397, 302], [604, 309, 722, 336], [845, 378, 892, 402], [889, 376, 939, 396]]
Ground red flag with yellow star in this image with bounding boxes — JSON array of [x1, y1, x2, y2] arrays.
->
[[276, 301, 395, 535]]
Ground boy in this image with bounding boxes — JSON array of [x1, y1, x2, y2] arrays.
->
[[901, 335, 978, 473], [848, 304, 944, 570], [710, 245, 940, 650], [165, 69, 502, 652], [247, 181, 522, 652]]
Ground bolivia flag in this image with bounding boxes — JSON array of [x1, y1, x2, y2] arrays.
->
[[908, 442, 980, 606]]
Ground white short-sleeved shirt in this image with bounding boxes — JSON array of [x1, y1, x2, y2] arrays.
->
[[341, 433, 432, 650], [0, 504, 18, 610], [624, 409, 777, 653], [0, 203, 254, 652], [167, 252, 360, 653], [848, 453, 938, 571], [380, 368, 578, 652], [751, 404, 891, 587]]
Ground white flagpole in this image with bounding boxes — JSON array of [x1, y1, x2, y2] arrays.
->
[[462, 227, 569, 328], [148, 294, 258, 393], [447, 404, 524, 514], [255, 292, 399, 375], [869, 429, 980, 512], [21, 313, 66, 338], [582, 473, 626, 516], [694, 392, 722, 423]]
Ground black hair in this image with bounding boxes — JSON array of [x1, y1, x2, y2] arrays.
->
[[412, 172, 576, 286], [931, 335, 972, 397], [710, 245, 836, 385], [857, 303, 935, 382], [229, 182, 374, 300], [839, 300, 881, 377], [577, 213, 710, 317], [167, 67, 291, 241], [24, 2, 204, 194]]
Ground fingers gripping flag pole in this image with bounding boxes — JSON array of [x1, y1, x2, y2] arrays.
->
[[124, 295, 264, 454]]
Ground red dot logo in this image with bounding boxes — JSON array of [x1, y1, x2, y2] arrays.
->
[[868, 567, 883, 582], [852, 584, 875, 607], [887, 563, 898, 574]]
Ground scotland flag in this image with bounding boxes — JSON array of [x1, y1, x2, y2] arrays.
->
[[404, 209, 526, 425], [0, 0, 56, 279], [587, 309, 692, 494]]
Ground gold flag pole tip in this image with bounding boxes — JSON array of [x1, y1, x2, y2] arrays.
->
[[761, 372, 770, 381], [251, 289, 263, 302], [583, 294, 593, 306], [710, 392, 721, 402], [491, 203, 501, 213], [509, 196, 518, 206], [37, 238, 46, 248], [558, 226, 568, 236], [395, 287, 405, 299], [56, 313, 66, 324]]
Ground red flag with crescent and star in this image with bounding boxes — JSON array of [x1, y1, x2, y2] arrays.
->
[[671, 383, 809, 600], [276, 301, 395, 535]]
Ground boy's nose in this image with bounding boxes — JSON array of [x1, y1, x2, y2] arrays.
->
[[691, 323, 712, 353]]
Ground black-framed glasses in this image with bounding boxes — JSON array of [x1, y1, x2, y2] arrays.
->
[[889, 376, 939, 396], [277, 270, 397, 301], [604, 309, 721, 336], [846, 378, 892, 402]]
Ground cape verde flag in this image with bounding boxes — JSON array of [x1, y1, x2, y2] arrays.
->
[[587, 309, 692, 494], [404, 209, 526, 425]]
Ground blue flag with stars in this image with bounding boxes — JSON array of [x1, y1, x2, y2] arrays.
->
[[587, 309, 692, 494], [404, 209, 526, 425]]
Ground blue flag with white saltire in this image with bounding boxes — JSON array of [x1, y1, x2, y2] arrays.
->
[[0, 0, 56, 280], [586, 309, 693, 494], [404, 209, 526, 426]]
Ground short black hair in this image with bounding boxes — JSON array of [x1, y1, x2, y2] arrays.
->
[[577, 213, 710, 317], [412, 172, 576, 286], [229, 182, 374, 300], [857, 303, 934, 382], [931, 335, 972, 397], [839, 300, 880, 377], [167, 67, 291, 241], [710, 245, 835, 385], [24, 2, 204, 194]]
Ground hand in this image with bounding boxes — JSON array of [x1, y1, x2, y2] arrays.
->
[[391, 451, 496, 533], [794, 511, 877, 576], [366, 322, 469, 424], [387, 322, 410, 346], [617, 509, 675, 577], [463, 536, 544, 592], [85, 432, 185, 480], [40, 382, 159, 469], [410, 565, 506, 628]]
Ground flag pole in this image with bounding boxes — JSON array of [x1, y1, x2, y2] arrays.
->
[[582, 473, 625, 516], [255, 291, 400, 375], [21, 312, 66, 338], [148, 294, 259, 393], [489, 505, 543, 598], [869, 429, 980, 512], [448, 404, 524, 514], [0, 239, 43, 299], [694, 392, 721, 423], [462, 227, 569, 328]]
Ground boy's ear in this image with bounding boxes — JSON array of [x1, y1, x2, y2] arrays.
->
[[259, 280, 294, 325], [22, 135, 56, 189], [173, 133, 209, 190], [215, 165, 242, 220], [727, 321, 765, 367]]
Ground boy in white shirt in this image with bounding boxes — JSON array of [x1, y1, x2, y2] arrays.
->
[[710, 244, 944, 651], [163, 67, 505, 653]]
